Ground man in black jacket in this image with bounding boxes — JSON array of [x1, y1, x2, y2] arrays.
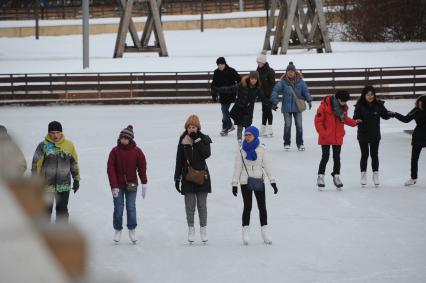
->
[[211, 57, 240, 136]]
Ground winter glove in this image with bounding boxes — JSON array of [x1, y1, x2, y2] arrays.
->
[[141, 184, 148, 199], [112, 188, 120, 198], [356, 119, 363, 124], [308, 101, 312, 110], [232, 186, 238, 197], [271, 104, 278, 111], [388, 111, 396, 118], [212, 96, 218, 103], [189, 131, 200, 141], [72, 180, 80, 194], [175, 180, 181, 194], [271, 183, 278, 194]]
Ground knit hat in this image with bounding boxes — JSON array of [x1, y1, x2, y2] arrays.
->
[[335, 90, 350, 102], [244, 125, 259, 139], [184, 114, 201, 130], [120, 125, 134, 140], [216, 57, 226, 65], [286, 61, 296, 72], [48, 121, 62, 132], [256, 54, 267, 64], [249, 71, 260, 81], [0, 125, 7, 137]]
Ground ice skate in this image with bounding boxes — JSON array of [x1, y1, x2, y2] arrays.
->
[[284, 144, 291, 151], [113, 230, 122, 244], [267, 125, 273, 137], [261, 225, 272, 245], [373, 171, 380, 187], [242, 226, 249, 245], [297, 145, 305, 151], [200, 226, 208, 244], [333, 174, 343, 191], [361, 172, 367, 186], [128, 229, 137, 244], [260, 125, 267, 137], [317, 174, 325, 190], [188, 226, 195, 244], [404, 178, 417, 186], [220, 129, 228, 136]]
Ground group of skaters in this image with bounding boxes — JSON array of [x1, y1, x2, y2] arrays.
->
[[0, 55, 425, 246]]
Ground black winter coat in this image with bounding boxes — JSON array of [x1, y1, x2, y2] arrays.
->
[[257, 63, 276, 107], [174, 132, 212, 194], [395, 108, 426, 147], [353, 100, 391, 142], [230, 76, 263, 127], [211, 65, 240, 104]]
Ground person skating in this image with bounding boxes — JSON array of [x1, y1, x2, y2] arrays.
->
[[230, 71, 263, 145], [0, 125, 27, 180], [353, 85, 394, 187], [210, 57, 241, 136], [107, 125, 148, 244], [314, 90, 359, 190], [256, 54, 276, 137], [231, 126, 278, 245], [174, 115, 212, 244], [393, 95, 426, 186], [32, 121, 80, 222], [271, 61, 312, 151]]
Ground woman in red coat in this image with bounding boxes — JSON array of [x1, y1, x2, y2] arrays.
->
[[314, 90, 359, 190], [107, 125, 147, 244]]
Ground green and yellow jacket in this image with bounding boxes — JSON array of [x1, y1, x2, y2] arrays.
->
[[32, 134, 80, 193]]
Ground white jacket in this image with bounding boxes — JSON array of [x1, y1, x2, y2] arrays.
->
[[232, 144, 275, 186]]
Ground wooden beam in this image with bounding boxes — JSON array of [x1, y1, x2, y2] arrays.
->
[[113, 0, 134, 58], [148, 0, 168, 56], [280, 0, 298, 54], [119, 0, 141, 48], [314, 0, 332, 52]]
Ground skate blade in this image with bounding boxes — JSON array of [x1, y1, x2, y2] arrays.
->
[[336, 187, 343, 191]]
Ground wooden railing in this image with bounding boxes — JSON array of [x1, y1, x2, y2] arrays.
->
[[0, 66, 425, 105]]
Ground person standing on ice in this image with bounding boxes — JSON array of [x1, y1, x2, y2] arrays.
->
[[353, 85, 394, 187], [271, 61, 312, 151], [210, 57, 241, 136], [32, 121, 80, 222], [256, 53, 276, 137], [174, 115, 212, 244], [314, 90, 359, 190], [231, 126, 278, 245], [230, 71, 263, 145], [0, 125, 27, 180], [107, 125, 147, 244], [393, 95, 426, 186]]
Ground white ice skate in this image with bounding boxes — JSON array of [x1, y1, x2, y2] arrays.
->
[[333, 174, 343, 191], [261, 225, 272, 245], [404, 178, 417, 186], [113, 230, 122, 244], [361, 172, 367, 186], [284, 145, 291, 151], [128, 229, 137, 244], [317, 174, 325, 190], [260, 125, 267, 137], [267, 125, 273, 137], [297, 145, 305, 151], [200, 226, 208, 244], [188, 226, 195, 244], [242, 226, 250, 245], [373, 171, 380, 187]]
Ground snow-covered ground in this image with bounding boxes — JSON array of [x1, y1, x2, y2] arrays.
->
[[1, 99, 426, 283], [1, 27, 426, 73]]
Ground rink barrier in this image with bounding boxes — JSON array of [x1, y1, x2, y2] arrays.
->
[[0, 66, 425, 105]]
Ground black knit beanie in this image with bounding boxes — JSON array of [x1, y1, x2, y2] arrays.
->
[[216, 57, 226, 65], [286, 61, 296, 72], [48, 121, 63, 132], [335, 90, 350, 102]]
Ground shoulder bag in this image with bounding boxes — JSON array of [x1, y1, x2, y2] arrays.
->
[[240, 150, 265, 191]]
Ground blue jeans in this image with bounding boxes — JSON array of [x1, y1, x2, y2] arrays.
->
[[113, 189, 137, 230], [221, 103, 233, 130], [283, 112, 303, 146]]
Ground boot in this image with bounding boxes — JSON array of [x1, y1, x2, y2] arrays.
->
[[267, 125, 273, 137], [260, 125, 267, 137], [113, 230, 122, 243], [317, 174, 325, 190], [242, 226, 250, 245], [404, 178, 417, 186], [332, 174, 343, 190], [361, 172, 367, 186], [261, 225, 272, 245], [200, 226, 208, 243], [373, 171, 380, 187], [188, 226, 195, 243], [128, 229, 137, 244]]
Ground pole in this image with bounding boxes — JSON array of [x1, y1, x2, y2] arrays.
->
[[239, 0, 244, 11], [200, 0, 204, 32], [35, 0, 39, 40], [82, 0, 89, 69]]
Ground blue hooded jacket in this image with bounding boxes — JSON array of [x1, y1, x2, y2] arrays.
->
[[271, 73, 312, 113]]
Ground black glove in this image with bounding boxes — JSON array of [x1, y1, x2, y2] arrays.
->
[[271, 183, 278, 194], [388, 111, 396, 118], [308, 101, 312, 110], [72, 180, 80, 194], [232, 186, 238, 197], [212, 96, 218, 103], [175, 180, 181, 194], [189, 132, 200, 140], [272, 104, 278, 111]]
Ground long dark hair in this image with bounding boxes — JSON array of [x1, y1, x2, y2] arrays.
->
[[415, 95, 426, 110], [356, 85, 377, 106]]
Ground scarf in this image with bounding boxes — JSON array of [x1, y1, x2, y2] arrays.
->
[[242, 138, 260, 161], [330, 95, 345, 122]]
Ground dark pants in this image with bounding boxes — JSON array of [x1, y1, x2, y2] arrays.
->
[[359, 141, 380, 172], [283, 112, 303, 146], [411, 145, 424, 179], [46, 191, 70, 222], [221, 103, 233, 130], [318, 145, 342, 175], [241, 185, 267, 226], [262, 104, 273, 125]]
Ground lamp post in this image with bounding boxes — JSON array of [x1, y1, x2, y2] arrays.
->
[[82, 0, 89, 69]]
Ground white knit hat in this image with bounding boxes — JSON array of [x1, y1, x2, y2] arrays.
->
[[256, 54, 267, 64]]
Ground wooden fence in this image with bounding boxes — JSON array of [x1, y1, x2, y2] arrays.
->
[[0, 66, 425, 105]]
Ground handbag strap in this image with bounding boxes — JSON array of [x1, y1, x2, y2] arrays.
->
[[239, 150, 263, 179], [288, 84, 303, 101]]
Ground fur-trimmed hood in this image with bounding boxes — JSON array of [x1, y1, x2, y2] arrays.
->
[[240, 75, 261, 89]]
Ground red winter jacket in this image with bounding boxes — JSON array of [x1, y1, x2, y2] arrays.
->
[[107, 141, 147, 189], [314, 96, 357, 145]]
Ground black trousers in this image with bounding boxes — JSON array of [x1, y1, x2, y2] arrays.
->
[[47, 191, 70, 222], [318, 145, 342, 175], [359, 141, 380, 172], [241, 185, 267, 226], [411, 145, 424, 179], [262, 104, 273, 125]]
